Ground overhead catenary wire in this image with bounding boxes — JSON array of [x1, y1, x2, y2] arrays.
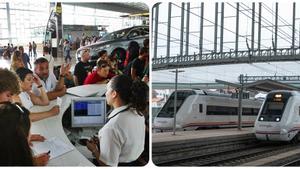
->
[[227, 3, 294, 47], [171, 2, 271, 50], [240, 2, 297, 45]]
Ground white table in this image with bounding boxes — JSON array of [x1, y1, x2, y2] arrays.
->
[[30, 94, 95, 166]]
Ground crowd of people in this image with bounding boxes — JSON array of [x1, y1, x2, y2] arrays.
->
[[0, 37, 149, 166]]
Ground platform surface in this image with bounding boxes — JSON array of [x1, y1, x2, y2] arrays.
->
[[152, 127, 254, 143]]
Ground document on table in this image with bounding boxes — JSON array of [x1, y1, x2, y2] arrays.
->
[[31, 137, 74, 160]]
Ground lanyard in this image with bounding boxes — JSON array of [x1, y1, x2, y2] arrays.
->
[[107, 107, 130, 122]]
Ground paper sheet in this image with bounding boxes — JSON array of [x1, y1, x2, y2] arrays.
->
[[31, 137, 74, 160]]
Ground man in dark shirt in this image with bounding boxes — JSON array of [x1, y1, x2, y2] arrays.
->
[[131, 47, 149, 80], [73, 49, 92, 86], [19, 46, 32, 69]]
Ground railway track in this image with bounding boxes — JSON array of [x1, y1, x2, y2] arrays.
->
[[153, 135, 300, 166]]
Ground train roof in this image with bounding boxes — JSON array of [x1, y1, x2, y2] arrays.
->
[[267, 90, 300, 96]]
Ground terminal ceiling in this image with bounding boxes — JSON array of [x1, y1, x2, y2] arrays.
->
[[63, 2, 149, 14]]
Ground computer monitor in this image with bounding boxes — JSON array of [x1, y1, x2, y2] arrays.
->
[[71, 97, 107, 128]]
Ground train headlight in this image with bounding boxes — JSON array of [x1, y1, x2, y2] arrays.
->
[[275, 117, 280, 122], [259, 117, 264, 121]]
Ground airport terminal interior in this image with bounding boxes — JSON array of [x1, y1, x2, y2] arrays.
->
[[0, 1, 149, 166]]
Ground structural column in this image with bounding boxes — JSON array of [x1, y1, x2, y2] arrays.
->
[[6, 3, 12, 44], [153, 3, 159, 59], [214, 2, 218, 53], [166, 3, 172, 59], [56, 3, 63, 58], [258, 3, 261, 55], [199, 2, 204, 59], [180, 2, 185, 58], [185, 3, 190, 56], [292, 2, 296, 54], [274, 2, 278, 56], [220, 2, 224, 57], [251, 3, 255, 56], [235, 3, 239, 58]]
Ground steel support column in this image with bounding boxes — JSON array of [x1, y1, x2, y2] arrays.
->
[[180, 2, 185, 57], [235, 3, 239, 58], [199, 2, 204, 59], [220, 3, 224, 57], [153, 3, 159, 59], [238, 74, 244, 130], [274, 2, 278, 56], [258, 3, 261, 55], [251, 3, 255, 56], [292, 2, 296, 54], [166, 3, 172, 59], [185, 3, 190, 56], [6, 3, 12, 44], [214, 2, 218, 53]]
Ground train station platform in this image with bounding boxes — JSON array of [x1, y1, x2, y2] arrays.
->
[[152, 127, 254, 143]]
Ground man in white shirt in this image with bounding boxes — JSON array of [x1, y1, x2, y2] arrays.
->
[[42, 46, 54, 73], [32, 57, 70, 100]]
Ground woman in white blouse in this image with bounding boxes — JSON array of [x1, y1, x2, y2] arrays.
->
[[86, 75, 148, 166], [13, 67, 60, 122]]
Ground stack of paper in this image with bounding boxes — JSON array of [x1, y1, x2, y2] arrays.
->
[[31, 137, 74, 160]]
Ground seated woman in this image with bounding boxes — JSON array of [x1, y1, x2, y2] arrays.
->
[[0, 102, 50, 166], [13, 67, 60, 122], [86, 75, 148, 166]]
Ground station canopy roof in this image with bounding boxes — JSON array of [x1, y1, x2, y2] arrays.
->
[[63, 2, 149, 14], [244, 79, 300, 92], [215, 79, 300, 92]]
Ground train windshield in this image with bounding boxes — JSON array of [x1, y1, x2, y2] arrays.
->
[[157, 90, 196, 118], [259, 92, 291, 122]]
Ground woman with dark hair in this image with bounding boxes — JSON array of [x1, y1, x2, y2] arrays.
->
[[98, 50, 108, 61], [13, 67, 59, 122], [0, 102, 50, 166], [86, 75, 148, 166], [0, 102, 33, 166], [124, 41, 140, 67]]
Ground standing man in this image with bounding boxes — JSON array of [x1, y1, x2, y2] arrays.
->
[[131, 47, 149, 80], [19, 46, 32, 69], [42, 46, 54, 73], [63, 40, 71, 64], [29, 42, 32, 57], [73, 49, 92, 86], [33, 41, 37, 58]]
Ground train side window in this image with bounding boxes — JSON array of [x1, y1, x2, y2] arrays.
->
[[199, 104, 203, 113]]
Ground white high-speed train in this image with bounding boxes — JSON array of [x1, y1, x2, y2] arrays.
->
[[254, 90, 300, 142], [153, 90, 262, 131]]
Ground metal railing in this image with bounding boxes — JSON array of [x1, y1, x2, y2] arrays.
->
[[153, 47, 300, 71]]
